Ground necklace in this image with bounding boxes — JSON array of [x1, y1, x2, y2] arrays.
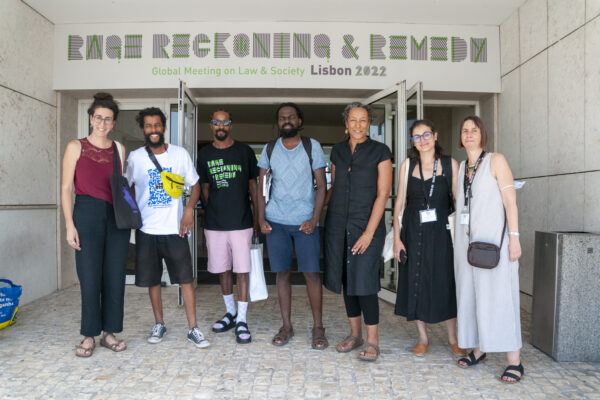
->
[[466, 163, 476, 171]]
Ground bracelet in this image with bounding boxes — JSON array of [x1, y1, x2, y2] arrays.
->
[[508, 231, 520, 236]]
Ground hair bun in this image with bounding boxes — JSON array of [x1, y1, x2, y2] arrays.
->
[[93, 92, 114, 101]]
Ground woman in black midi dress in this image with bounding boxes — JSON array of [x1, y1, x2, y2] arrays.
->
[[392, 119, 465, 357], [324, 102, 392, 362]]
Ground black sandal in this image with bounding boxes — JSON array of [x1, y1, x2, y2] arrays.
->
[[457, 351, 487, 368], [235, 321, 252, 344], [500, 363, 524, 383], [212, 312, 237, 333]]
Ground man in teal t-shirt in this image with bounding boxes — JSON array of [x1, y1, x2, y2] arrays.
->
[[257, 103, 328, 350]]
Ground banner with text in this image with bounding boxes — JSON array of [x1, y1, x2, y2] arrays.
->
[[54, 22, 500, 92]]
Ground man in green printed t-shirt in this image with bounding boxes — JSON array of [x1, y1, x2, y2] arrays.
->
[[197, 109, 259, 344]]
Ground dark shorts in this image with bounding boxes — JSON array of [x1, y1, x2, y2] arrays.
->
[[265, 221, 320, 273], [135, 230, 194, 287]]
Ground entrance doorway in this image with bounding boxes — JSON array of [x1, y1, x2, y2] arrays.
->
[[194, 102, 348, 285], [74, 86, 480, 300]]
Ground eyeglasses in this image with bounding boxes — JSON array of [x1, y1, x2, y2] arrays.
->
[[92, 115, 114, 124], [411, 131, 433, 143], [211, 119, 232, 126]]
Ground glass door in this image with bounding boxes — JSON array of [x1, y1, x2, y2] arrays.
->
[[176, 80, 198, 304], [360, 81, 423, 304]]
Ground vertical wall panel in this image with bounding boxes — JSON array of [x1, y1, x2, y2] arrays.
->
[[548, 0, 585, 43], [548, 29, 585, 175], [498, 70, 521, 177], [520, 53, 548, 177], [519, 0, 548, 62], [500, 11, 520, 75], [0, 210, 58, 304]]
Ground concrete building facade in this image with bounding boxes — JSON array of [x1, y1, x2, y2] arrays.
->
[[1, 0, 599, 311]]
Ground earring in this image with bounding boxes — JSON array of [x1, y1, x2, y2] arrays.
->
[[344, 129, 348, 135]]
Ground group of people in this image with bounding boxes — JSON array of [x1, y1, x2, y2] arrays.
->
[[61, 93, 524, 384]]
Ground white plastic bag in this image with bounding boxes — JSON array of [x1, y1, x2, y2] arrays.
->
[[249, 243, 268, 302], [382, 230, 395, 262]]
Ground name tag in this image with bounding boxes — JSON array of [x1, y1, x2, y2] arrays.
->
[[419, 208, 437, 223], [460, 213, 469, 225]]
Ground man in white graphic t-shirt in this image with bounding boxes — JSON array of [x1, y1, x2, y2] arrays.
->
[[127, 107, 209, 348]]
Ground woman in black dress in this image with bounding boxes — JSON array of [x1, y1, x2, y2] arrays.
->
[[392, 119, 464, 357], [324, 102, 392, 362]]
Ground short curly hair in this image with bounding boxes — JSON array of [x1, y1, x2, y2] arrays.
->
[[136, 107, 166, 129], [342, 102, 373, 123]]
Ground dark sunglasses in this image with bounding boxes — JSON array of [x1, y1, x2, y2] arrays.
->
[[211, 119, 232, 127]]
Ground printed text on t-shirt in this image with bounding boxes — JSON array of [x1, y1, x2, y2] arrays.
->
[[206, 159, 243, 188]]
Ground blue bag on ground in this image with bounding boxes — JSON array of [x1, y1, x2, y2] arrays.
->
[[0, 279, 22, 329]]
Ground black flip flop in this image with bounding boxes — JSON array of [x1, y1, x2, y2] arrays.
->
[[500, 363, 524, 383], [212, 312, 237, 333], [457, 351, 487, 368], [235, 321, 252, 344]]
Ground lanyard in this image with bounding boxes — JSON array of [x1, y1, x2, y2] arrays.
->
[[463, 151, 485, 207], [418, 158, 438, 210]]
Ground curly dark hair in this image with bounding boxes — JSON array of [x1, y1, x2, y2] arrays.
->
[[342, 102, 374, 123], [136, 107, 166, 129], [87, 92, 119, 120]]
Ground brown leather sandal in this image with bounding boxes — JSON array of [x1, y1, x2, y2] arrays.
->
[[412, 343, 428, 357], [358, 342, 380, 362], [100, 333, 127, 352], [336, 335, 364, 353], [448, 341, 467, 356], [311, 326, 328, 350], [75, 337, 95, 357], [271, 326, 294, 346]]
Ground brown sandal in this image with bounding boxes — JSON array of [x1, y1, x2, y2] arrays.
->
[[100, 333, 127, 352], [448, 341, 467, 356], [271, 326, 294, 346], [358, 342, 380, 362], [75, 337, 95, 357], [311, 326, 329, 350], [336, 335, 364, 353]]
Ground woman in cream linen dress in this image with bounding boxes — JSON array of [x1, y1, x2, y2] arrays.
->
[[454, 116, 524, 383]]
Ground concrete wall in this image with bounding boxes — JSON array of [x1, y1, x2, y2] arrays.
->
[[57, 93, 78, 290], [499, 0, 600, 311], [0, 0, 57, 304]]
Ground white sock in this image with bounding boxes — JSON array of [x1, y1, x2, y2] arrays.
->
[[223, 294, 236, 317], [237, 301, 248, 324]]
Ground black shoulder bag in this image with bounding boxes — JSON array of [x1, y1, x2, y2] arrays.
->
[[465, 169, 507, 269], [110, 142, 142, 230]]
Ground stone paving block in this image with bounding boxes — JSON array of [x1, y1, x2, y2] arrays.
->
[[0, 285, 599, 399]]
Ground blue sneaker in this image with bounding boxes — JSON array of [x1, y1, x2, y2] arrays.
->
[[147, 323, 167, 344], [187, 327, 210, 348]]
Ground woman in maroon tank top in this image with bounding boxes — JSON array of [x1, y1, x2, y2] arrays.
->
[[61, 93, 130, 357]]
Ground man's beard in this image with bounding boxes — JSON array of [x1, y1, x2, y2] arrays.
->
[[145, 132, 165, 148], [279, 124, 299, 138], [215, 129, 228, 141]]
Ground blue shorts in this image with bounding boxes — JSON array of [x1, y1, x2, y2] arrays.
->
[[265, 221, 320, 273]]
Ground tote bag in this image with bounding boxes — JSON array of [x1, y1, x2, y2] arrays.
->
[[249, 242, 268, 302], [110, 141, 142, 230], [382, 159, 410, 262], [0, 279, 22, 330]]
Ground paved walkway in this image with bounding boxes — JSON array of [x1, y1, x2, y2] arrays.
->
[[0, 285, 599, 399]]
